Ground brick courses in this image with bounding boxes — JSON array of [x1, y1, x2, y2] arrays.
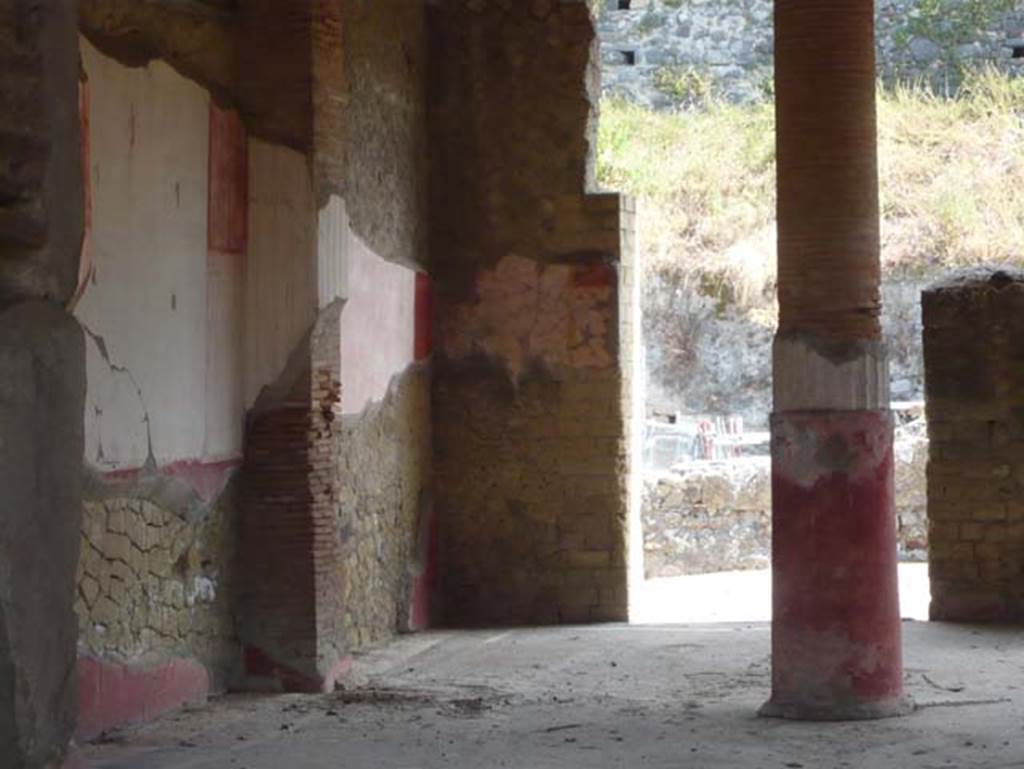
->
[[429, 2, 631, 625], [923, 269, 1024, 621]]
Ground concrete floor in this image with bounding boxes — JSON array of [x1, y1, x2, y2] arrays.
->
[[84, 619, 1023, 769]]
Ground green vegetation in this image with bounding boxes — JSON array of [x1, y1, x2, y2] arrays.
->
[[598, 67, 1024, 284], [651, 66, 717, 109]]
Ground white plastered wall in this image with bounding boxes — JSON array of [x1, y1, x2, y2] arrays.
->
[[77, 40, 243, 471], [243, 140, 319, 408]]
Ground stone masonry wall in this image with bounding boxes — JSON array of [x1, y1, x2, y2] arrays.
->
[[599, 0, 1024, 108], [429, 1, 631, 625], [643, 460, 771, 577], [643, 434, 928, 578], [924, 268, 1024, 622], [336, 366, 431, 649], [76, 480, 239, 688]]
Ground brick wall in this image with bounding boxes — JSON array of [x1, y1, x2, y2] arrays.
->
[[429, 1, 631, 625], [923, 268, 1024, 622], [237, 303, 346, 692]]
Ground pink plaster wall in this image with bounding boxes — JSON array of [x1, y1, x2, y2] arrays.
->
[[339, 231, 417, 415]]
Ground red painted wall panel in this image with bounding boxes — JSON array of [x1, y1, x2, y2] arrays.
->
[[71, 76, 93, 308], [76, 657, 209, 741], [207, 105, 248, 255]]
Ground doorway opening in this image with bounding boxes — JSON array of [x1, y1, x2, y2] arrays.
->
[[594, 1, 1024, 625]]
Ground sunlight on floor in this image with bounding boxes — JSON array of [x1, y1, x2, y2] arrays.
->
[[631, 562, 931, 624]]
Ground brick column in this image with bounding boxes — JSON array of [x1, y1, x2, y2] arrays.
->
[[234, 1, 349, 694], [762, 0, 910, 720], [923, 269, 1024, 622], [238, 302, 345, 693]]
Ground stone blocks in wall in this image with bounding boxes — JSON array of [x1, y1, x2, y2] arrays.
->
[[642, 440, 929, 579], [433, 209, 630, 627], [643, 460, 771, 577], [435, 359, 629, 626], [336, 365, 432, 649], [598, 0, 774, 107], [0, 302, 85, 768], [923, 269, 1024, 622], [429, 3, 630, 627], [597, 0, 1024, 109], [77, 498, 229, 659], [74, 485, 239, 738]]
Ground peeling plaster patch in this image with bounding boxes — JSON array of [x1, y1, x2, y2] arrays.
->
[[324, 193, 418, 416], [770, 627, 899, 710], [82, 322, 155, 471], [773, 333, 890, 412], [83, 459, 240, 524], [187, 576, 217, 607], [771, 412, 893, 490], [442, 253, 614, 380]]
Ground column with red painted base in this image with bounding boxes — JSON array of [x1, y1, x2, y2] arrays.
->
[[761, 338, 912, 720], [765, 0, 911, 720]]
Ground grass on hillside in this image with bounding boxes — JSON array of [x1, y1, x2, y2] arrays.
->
[[597, 67, 1024, 289]]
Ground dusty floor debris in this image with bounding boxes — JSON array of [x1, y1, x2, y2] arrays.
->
[[83, 622, 1023, 768]]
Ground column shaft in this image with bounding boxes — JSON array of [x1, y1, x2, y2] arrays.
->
[[0, 0, 87, 763], [763, 0, 910, 721]]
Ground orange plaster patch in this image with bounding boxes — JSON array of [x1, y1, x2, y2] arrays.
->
[[444, 254, 615, 378]]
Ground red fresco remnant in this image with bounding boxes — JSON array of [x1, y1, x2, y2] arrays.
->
[[72, 76, 93, 307], [207, 104, 248, 255], [102, 458, 241, 503], [408, 496, 438, 632], [442, 254, 615, 378], [765, 410, 908, 719], [414, 272, 433, 361], [572, 261, 614, 288], [76, 657, 210, 741]]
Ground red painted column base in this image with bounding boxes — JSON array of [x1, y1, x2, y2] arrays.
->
[[760, 410, 913, 721]]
